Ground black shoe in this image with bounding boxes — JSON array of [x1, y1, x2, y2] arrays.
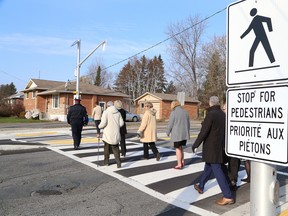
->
[[117, 163, 121, 168], [74, 146, 78, 150], [241, 178, 250, 183], [156, 153, 161, 161]]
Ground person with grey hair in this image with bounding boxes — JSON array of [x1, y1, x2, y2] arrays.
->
[[192, 96, 234, 206], [99, 101, 124, 168], [114, 100, 127, 157]]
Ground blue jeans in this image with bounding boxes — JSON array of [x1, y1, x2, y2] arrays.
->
[[199, 163, 232, 199]]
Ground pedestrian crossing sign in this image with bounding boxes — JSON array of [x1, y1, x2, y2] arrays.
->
[[227, 0, 288, 86]]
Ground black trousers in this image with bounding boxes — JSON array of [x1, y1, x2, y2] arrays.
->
[[94, 120, 101, 135], [71, 121, 83, 148], [143, 142, 159, 159], [227, 157, 240, 182], [120, 134, 126, 155]]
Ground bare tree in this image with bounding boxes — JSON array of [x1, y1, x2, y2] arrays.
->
[[166, 15, 207, 99], [85, 58, 114, 88]]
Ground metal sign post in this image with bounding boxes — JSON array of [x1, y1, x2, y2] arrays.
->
[[251, 161, 279, 216]]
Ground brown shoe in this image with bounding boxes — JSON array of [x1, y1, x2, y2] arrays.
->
[[194, 184, 203, 194], [216, 197, 235, 205]]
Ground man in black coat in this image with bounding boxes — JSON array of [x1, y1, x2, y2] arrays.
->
[[192, 96, 234, 206], [67, 97, 88, 150]]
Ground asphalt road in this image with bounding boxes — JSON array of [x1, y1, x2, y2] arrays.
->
[[0, 148, 186, 216], [1, 121, 287, 215], [0, 121, 202, 216]]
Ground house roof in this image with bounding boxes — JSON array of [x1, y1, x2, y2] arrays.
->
[[23, 78, 130, 98], [135, 92, 199, 103], [23, 79, 65, 91], [7, 92, 24, 99]]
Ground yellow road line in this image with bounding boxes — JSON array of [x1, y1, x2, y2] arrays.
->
[[16, 132, 58, 137], [46, 137, 101, 145]]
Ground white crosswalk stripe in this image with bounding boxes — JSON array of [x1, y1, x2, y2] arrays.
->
[[47, 140, 249, 216]]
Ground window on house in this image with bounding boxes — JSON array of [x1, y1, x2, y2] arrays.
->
[[32, 91, 36, 98], [52, 94, 60, 109], [140, 102, 145, 112], [25, 92, 29, 99], [99, 101, 106, 111]]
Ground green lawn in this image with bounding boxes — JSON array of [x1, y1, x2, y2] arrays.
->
[[0, 117, 49, 123]]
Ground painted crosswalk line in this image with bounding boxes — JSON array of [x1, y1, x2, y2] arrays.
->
[[47, 139, 249, 216]]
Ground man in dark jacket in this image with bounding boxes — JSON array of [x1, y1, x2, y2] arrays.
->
[[67, 97, 87, 150], [192, 96, 234, 206]]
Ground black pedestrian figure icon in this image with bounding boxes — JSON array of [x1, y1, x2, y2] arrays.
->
[[240, 8, 275, 67]]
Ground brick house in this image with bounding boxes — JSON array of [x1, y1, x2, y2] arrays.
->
[[22, 78, 131, 121], [6, 92, 24, 106], [135, 92, 199, 120]]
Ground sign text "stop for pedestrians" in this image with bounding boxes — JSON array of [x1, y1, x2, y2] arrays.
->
[[226, 85, 288, 165]]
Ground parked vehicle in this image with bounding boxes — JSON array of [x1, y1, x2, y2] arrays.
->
[[125, 110, 140, 122]]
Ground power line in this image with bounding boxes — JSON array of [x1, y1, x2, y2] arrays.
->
[[101, 7, 226, 72], [0, 70, 27, 83], [73, 6, 227, 82]]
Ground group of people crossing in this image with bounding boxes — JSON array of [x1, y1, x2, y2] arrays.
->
[[67, 95, 250, 206]]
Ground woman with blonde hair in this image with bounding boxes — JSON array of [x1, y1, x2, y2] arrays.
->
[[166, 100, 190, 169], [137, 101, 160, 161]]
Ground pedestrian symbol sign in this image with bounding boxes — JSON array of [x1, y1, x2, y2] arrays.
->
[[240, 8, 275, 68], [227, 0, 288, 86]]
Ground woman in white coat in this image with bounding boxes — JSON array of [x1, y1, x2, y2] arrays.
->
[[99, 101, 124, 168]]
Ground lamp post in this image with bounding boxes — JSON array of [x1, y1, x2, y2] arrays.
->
[[71, 40, 106, 100]]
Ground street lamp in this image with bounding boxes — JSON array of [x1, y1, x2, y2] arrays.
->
[[71, 40, 106, 100]]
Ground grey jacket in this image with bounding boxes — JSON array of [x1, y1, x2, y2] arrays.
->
[[166, 106, 190, 142]]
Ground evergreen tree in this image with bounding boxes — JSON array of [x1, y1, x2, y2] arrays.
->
[[200, 51, 226, 107], [165, 81, 176, 94], [94, 66, 101, 86], [115, 55, 167, 100], [0, 82, 17, 102]]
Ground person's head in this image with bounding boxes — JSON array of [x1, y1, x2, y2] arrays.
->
[[74, 97, 81, 104], [107, 101, 114, 107], [250, 8, 257, 17], [144, 101, 153, 109], [171, 100, 181, 110], [114, 100, 122, 110], [209, 96, 220, 107]]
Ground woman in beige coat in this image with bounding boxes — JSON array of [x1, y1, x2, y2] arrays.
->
[[137, 101, 160, 161]]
